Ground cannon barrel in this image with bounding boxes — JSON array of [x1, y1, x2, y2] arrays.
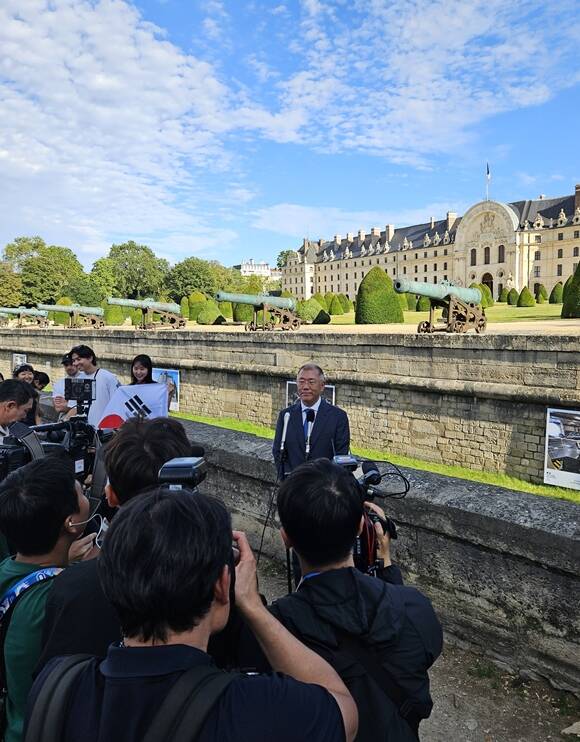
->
[[107, 297, 181, 314], [215, 292, 296, 311], [37, 303, 104, 316], [393, 278, 481, 305], [0, 307, 48, 317]]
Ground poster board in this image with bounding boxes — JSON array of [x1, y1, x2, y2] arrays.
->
[[152, 368, 180, 412], [543, 407, 580, 490]]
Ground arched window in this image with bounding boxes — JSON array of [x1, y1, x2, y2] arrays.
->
[[498, 244, 505, 263], [470, 248, 477, 266], [484, 246, 490, 264]]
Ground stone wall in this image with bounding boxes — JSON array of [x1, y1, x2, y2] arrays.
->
[[1, 327, 579, 483], [181, 420, 580, 694]]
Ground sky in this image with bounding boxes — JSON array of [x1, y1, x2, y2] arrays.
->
[[1, 0, 579, 270]]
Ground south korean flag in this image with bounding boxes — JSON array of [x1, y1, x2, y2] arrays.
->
[[98, 384, 169, 429]]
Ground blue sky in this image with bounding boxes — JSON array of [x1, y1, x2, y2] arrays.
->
[[1, 0, 579, 269]]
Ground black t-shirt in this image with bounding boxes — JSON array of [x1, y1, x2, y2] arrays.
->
[[28, 644, 344, 742]]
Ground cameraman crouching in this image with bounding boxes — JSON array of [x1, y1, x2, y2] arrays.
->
[[245, 459, 442, 742]]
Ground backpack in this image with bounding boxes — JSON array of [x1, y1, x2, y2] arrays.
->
[[0, 568, 63, 735], [24, 654, 236, 742]]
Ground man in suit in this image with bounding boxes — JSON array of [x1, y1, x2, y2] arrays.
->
[[273, 363, 350, 477]]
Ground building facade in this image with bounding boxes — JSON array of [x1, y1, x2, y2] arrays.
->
[[282, 185, 580, 301]]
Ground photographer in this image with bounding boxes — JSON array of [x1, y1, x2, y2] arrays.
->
[[36, 417, 199, 667], [69, 345, 119, 427], [242, 459, 442, 742], [0, 381, 34, 443], [0, 457, 91, 742], [26, 489, 358, 742]]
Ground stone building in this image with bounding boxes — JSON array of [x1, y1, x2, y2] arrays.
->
[[282, 184, 580, 300]]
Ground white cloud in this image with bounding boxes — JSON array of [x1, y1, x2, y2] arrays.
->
[[252, 201, 467, 240]]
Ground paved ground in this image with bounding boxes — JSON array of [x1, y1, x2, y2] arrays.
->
[[256, 555, 580, 742]]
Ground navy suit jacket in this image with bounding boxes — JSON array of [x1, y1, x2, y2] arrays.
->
[[272, 398, 350, 476]]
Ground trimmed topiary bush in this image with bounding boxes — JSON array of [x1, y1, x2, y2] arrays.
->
[[337, 293, 350, 313], [549, 282, 563, 304], [313, 292, 328, 310], [535, 284, 548, 301], [498, 287, 508, 302], [218, 301, 232, 318], [328, 295, 344, 315], [197, 304, 226, 325], [406, 292, 417, 310], [561, 263, 580, 318], [180, 297, 189, 318], [517, 286, 536, 307], [53, 296, 73, 326], [355, 267, 404, 324], [507, 288, 519, 305], [416, 295, 431, 312]]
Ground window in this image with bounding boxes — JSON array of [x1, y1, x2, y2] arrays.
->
[[534, 251, 541, 261], [574, 247, 579, 257], [557, 248, 563, 258], [557, 264, 563, 276], [470, 248, 477, 266], [424, 265, 427, 272], [535, 235, 541, 243], [484, 246, 490, 264], [533, 266, 540, 278], [558, 233, 563, 241], [498, 244, 505, 263]]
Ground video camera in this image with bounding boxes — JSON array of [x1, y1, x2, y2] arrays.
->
[[333, 454, 409, 575]]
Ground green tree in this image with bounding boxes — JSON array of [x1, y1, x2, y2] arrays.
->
[[507, 288, 519, 305], [355, 267, 404, 324], [0, 263, 22, 306], [90, 258, 117, 298], [61, 275, 104, 306], [561, 263, 580, 318], [2, 236, 47, 272], [21, 246, 84, 304], [498, 287, 508, 302], [276, 250, 297, 269], [549, 282, 563, 304], [517, 286, 535, 307], [106, 241, 168, 299]]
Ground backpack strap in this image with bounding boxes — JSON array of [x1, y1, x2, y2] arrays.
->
[[143, 664, 237, 742], [24, 655, 94, 742], [335, 630, 421, 739]]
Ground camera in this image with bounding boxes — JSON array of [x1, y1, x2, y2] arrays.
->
[[158, 457, 207, 491], [0, 419, 113, 485]]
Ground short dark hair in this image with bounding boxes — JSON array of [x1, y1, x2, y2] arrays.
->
[[13, 363, 34, 378], [99, 488, 231, 642], [70, 345, 97, 365], [277, 458, 363, 567], [104, 418, 193, 504], [33, 371, 50, 387], [0, 457, 79, 555], [0, 379, 34, 406]]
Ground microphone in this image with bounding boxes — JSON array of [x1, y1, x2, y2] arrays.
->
[[280, 412, 291, 459], [305, 409, 315, 459]]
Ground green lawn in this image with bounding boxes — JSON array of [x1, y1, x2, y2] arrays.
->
[[330, 303, 563, 325], [174, 411, 579, 504]]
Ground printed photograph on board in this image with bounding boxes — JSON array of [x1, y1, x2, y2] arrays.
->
[[286, 381, 336, 407], [544, 408, 580, 491], [152, 368, 180, 412]]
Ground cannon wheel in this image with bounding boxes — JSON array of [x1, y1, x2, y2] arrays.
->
[[475, 315, 487, 334], [417, 320, 433, 334]]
